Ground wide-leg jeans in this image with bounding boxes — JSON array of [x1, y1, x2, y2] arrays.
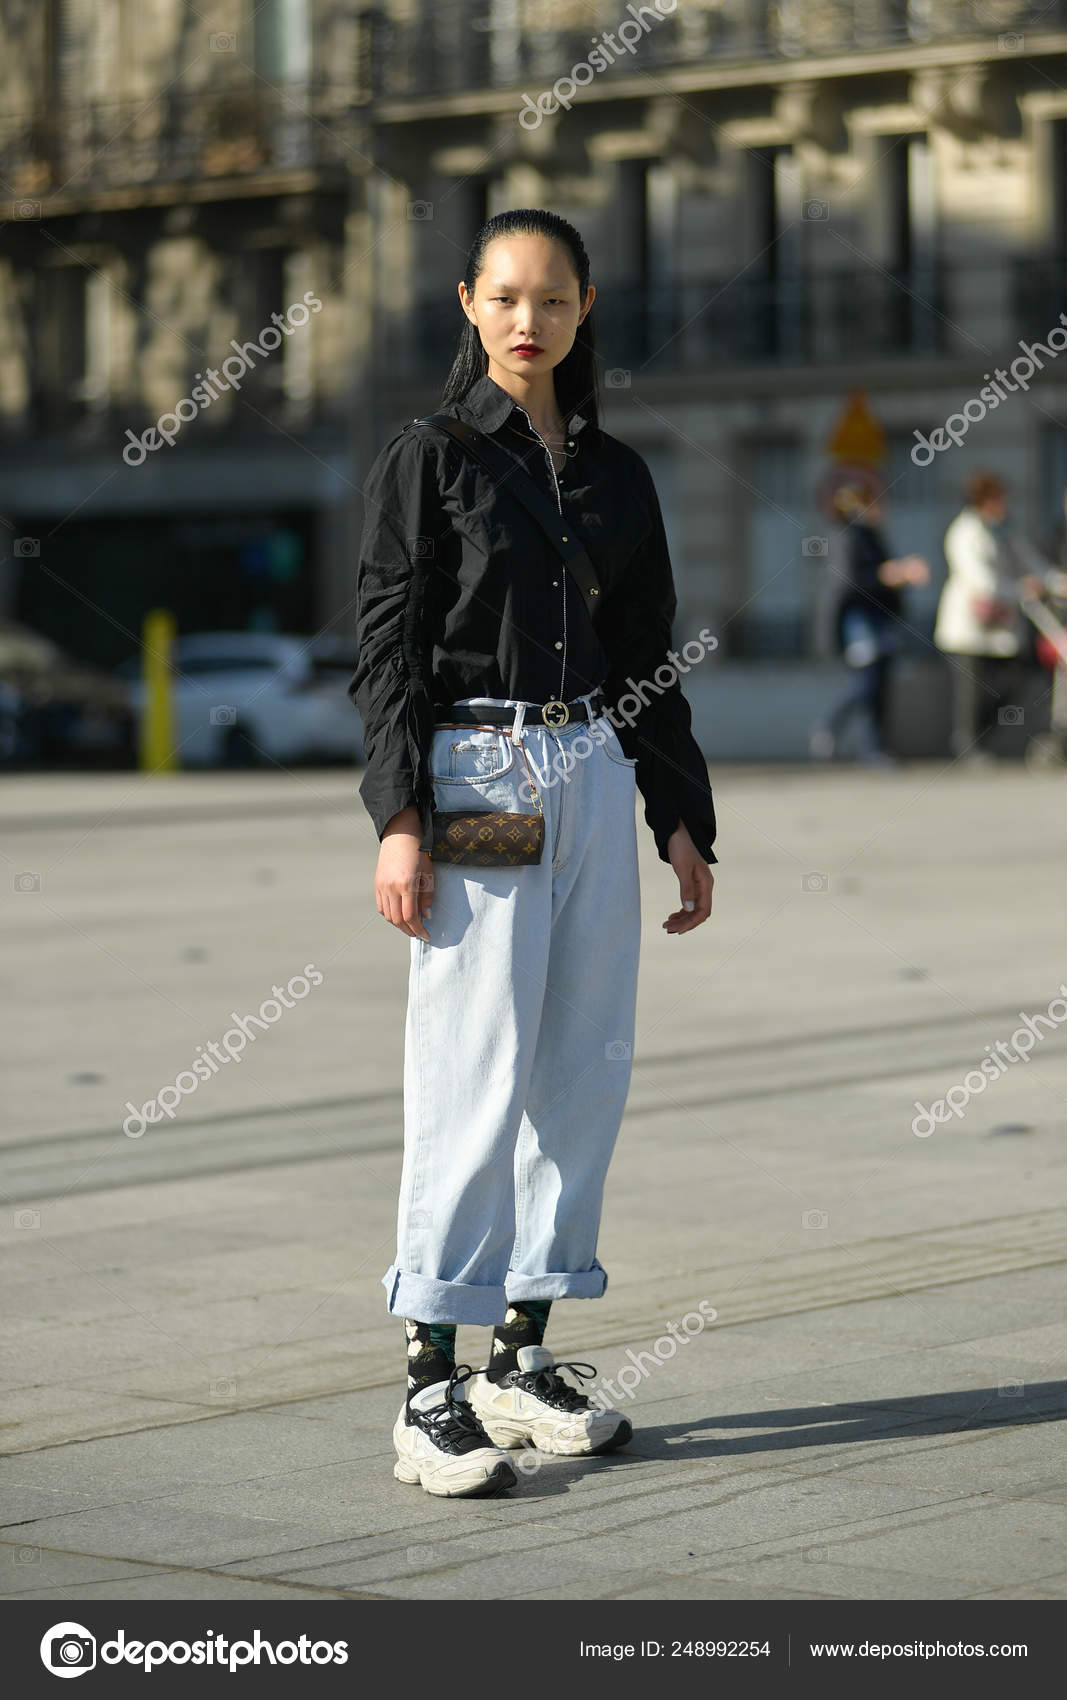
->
[[382, 694, 642, 1325]]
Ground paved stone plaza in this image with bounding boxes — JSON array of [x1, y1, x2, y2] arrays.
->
[[2, 759, 1065, 1600]]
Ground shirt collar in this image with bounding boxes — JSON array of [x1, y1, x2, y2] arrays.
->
[[454, 372, 594, 442]]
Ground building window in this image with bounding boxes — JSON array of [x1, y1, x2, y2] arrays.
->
[[1039, 423, 1067, 564], [740, 147, 807, 361], [734, 439, 813, 657], [34, 263, 92, 426], [883, 429, 950, 644], [254, 0, 311, 83]]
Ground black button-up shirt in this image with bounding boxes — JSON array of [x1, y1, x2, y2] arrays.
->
[[349, 372, 717, 865]]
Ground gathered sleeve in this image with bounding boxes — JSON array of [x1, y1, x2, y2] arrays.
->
[[349, 428, 451, 855], [596, 458, 718, 866]]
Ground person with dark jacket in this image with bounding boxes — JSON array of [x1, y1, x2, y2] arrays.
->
[[351, 208, 717, 1499], [810, 490, 928, 764]]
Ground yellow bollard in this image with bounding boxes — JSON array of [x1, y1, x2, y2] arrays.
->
[[140, 608, 178, 772]]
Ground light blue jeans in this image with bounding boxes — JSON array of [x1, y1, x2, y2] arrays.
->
[[382, 694, 642, 1325]]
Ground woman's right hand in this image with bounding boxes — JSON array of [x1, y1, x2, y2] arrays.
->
[[376, 807, 434, 941]]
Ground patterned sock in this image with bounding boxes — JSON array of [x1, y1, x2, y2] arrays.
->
[[404, 1319, 457, 1404], [487, 1300, 552, 1383]]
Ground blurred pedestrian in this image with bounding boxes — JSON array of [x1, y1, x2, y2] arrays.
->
[[934, 473, 1044, 761], [809, 488, 929, 764]]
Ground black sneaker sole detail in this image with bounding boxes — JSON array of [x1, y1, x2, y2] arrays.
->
[[586, 1418, 633, 1457], [452, 1460, 518, 1497]]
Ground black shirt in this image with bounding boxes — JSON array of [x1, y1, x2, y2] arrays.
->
[[349, 372, 717, 865]]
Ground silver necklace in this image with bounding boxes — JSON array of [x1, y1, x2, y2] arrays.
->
[[503, 419, 578, 463]]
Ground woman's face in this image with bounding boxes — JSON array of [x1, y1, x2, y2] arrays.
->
[[459, 234, 594, 380]]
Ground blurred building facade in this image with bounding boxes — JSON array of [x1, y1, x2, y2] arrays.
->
[[3, 1, 1067, 754]]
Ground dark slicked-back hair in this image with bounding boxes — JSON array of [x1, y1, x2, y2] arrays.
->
[[441, 207, 600, 426]]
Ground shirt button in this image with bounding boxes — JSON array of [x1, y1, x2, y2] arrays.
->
[[554, 641, 563, 650], [552, 579, 559, 586]]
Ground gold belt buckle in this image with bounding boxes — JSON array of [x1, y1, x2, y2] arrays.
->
[[541, 699, 570, 726]]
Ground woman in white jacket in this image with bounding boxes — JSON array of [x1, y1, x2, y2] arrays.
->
[[934, 473, 1041, 758]]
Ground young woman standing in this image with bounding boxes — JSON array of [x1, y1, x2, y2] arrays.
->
[[352, 209, 717, 1498]]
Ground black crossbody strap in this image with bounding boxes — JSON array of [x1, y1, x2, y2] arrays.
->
[[405, 412, 602, 618]]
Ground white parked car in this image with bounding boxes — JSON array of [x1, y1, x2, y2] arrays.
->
[[119, 631, 364, 767]]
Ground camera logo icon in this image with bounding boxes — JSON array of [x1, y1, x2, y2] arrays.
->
[[209, 704, 237, 726], [998, 705, 1023, 726], [41, 1622, 96, 1677]]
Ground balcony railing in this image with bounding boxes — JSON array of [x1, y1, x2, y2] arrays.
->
[[0, 81, 361, 198], [5, 3, 1066, 198], [375, 0, 1067, 100], [599, 267, 949, 367], [383, 266, 953, 378]]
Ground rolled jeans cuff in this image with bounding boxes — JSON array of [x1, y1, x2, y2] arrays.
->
[[383, 1265, 509, 1326], [505, 1261, 608, 1303]]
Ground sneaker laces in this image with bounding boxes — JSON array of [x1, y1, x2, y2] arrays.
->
[[408, 1363, 496, 1454], [509, 1359, 599, 1413]]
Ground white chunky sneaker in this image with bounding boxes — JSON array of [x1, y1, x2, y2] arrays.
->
[[392, 1365, 518, 1498], [469, 1344, 633, 1457]]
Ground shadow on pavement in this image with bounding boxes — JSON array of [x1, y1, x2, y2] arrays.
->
[[501, 1380, 1067, 1496]]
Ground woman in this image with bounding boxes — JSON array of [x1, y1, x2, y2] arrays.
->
[[351, 208, 717, 1499], [934, 472, 1042, 760], [810, 487, 928, 764]]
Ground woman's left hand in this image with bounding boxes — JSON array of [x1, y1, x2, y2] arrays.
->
[[663, 822, 714, 934]]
